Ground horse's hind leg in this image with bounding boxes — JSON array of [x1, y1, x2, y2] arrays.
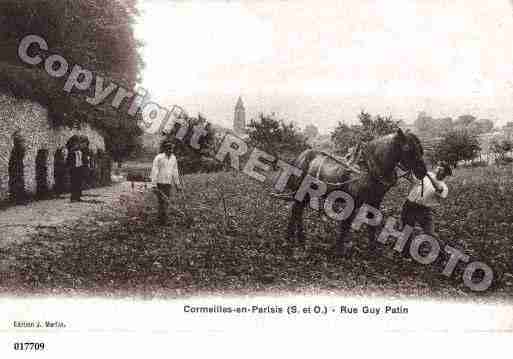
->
[[286, 200, 306, 246], [296, 201, 306, 246], [334, 219, 352, 257], [367, 226, 383, 255]]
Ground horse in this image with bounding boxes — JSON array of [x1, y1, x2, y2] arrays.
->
[[284, 128, 427, 256]]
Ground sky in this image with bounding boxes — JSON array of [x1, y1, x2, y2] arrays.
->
[[134, 0, 513, 133]]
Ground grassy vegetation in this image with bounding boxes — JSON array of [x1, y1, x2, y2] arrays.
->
[[1, 164, 512, 300]]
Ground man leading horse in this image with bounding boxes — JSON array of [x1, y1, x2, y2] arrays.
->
[[285, 128, 427, 257]]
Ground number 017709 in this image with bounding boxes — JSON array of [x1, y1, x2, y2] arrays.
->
[[13, 342, 45, 351]]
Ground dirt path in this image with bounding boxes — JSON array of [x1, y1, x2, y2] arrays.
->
[[0, 181, 146, 248]]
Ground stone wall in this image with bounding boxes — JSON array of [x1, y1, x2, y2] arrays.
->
[[0, 92, 106, 202]]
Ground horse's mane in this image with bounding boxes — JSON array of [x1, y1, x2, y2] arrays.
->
[[368, 130, 423, 154], [358, 130, 424, 181], [404, 131, 424, 156], [324, 130, 424, 179]]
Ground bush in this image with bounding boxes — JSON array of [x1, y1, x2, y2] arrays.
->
[[433, 130, 481, 167]]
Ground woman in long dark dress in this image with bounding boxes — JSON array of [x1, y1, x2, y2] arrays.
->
[[53, 148, 67, 197], [66, 142, 84, 202], [8, 133, 26, 204]]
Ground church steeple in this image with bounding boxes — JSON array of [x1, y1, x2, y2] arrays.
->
[[234, 96, 246, 135], [236, 96, 244, 109]]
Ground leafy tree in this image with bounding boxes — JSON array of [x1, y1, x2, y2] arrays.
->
[[363, 113, 400, 139], [0, 0, 143, 160], [454, 114, 477, 128], [331, 122, 358, 154], [247, 113, 308, 163], [331, 111, 400, 154], [106, 125, 144, 167], [433, 130, 481, 167], [161, 113, 218, 174]]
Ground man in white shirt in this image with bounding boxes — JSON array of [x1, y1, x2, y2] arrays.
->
[[150, 140, 183, 225], [401, 162, 452, 237]]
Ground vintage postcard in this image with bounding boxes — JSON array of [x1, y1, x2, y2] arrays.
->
[[0, 0, 512, 357]]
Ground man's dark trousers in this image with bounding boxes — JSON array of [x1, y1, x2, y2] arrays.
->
[[400, 200, 435, 255], [156, 183, 172, 224], [70, 166, 83, 202], [401, 200, 434, 235]]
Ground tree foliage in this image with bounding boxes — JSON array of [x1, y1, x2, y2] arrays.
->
[[106, 125, 144, 165], [0, 0, 143, 159], [161, 113, 219, 174], [331, 111, 400, 154], [433, 130, 481, 167], [247, 114, 309, 162], [454, 114, 477, 128]]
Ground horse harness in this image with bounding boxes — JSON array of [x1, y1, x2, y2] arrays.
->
[[315, 151, 413, 190]]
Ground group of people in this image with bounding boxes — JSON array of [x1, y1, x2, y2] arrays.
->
[[64, 136, 182, 217]]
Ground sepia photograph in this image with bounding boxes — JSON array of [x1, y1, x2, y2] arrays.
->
[[0, 0, 512, 356]]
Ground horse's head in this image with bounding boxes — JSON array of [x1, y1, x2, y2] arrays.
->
[[394, 128, 427, 179]]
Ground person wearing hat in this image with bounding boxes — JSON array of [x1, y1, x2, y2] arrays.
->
[[150, 140, 183, 225], [400, 162, 452, 238], [78, 136, 91, 189], [66, 141, 85, 202]]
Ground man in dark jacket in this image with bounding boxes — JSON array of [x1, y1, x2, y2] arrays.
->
[[66, 142, 87, 202]]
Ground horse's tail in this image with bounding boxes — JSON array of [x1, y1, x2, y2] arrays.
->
[[285, 149, 318, 193]]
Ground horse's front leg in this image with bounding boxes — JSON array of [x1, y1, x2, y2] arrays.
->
[[367, 198, 384, 255], [286, 200, 306, 246], [334, 218, 352, 257], [367, 226, 382, 254]]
